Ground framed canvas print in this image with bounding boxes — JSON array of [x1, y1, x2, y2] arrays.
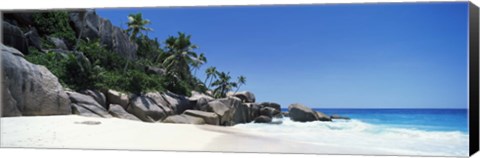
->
[[1, 1, 479, 157]]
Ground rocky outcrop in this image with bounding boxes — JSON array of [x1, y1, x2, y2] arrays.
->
[[227, 91, 255, 103], [106, 90, 130, 110], [244, 103, 261, 122], [161, 92, 192, 114], [1, 44, 71, 117], [288, 103, 320, 122], [2, 22, 29, 54], [82, 89, 107, 109], [331, 115, 351, 120], [254, 115, 272, 123], [24, 27, 42, 50], [316, 111, 332, 121], [108, 104, 140, 121], [183, 110, 219, 125], [162, 114, 205, 125], [67, 91, 111, 118], [260, 102, 281, 112], [231, 99, 250, 124], [205, 97, 240, 126], [48, 36, 68, 50], [259, 106, 280, 118], [68, 10, 137, 60], [127, 96, 174, 122]]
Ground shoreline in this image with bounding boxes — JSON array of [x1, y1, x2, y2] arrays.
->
[[1, 115, 399, 155]]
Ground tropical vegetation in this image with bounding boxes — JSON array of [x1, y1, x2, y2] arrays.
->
[[25, 11, 246, 98]]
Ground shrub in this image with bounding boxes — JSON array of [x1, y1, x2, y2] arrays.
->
[[32, 11, 76, 48]]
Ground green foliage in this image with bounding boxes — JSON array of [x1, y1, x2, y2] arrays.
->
[[77, 39, 127, 70], [25, 48, 67, 84], [211, 71, 238, 98], [126, 13, 153, 40], [32, 11, 76, 48], [25, 48, 100, 90], [135, 35, 164, 65], [95, 69, 165, 95]]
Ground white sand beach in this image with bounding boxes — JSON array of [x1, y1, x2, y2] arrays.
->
[[1, 115, 395, 155]]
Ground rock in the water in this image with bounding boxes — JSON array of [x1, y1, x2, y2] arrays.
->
[[48, 36, 68, 50], [316, 111, 332, 121], [282, 112, 289, 117], [82, 89, 107, 109], [127, 96, 173, 122], [227, 91, 256, 103], [259, 106, 280, 118], [1, 44, 71, 116], [106, 89, 130, 110], [2, 22, 29, 54], [244, 103, 262, 122], [254, 115, 272, 123], [67, 91, 112, 118], [260, 102, 281, 112], [331, 115, 350, 120], [162, 114, 205, 125], [108, 104, 140, 121], [183, 110, 219, 125], [288, 103, 319, 122]]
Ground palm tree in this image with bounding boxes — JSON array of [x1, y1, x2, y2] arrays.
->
[[124, 13, 153, 73], [211, 71, 238, 98], [204, 66, 217, 88], [190, 53, 207, 76], [126, 13, 153, 40], [235, 75, 246, 93], [162, 32, 199, 82]]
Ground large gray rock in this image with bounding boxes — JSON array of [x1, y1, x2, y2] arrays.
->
[[288, 103, 319, 122], [145, 92, 186, 115], [2, 22, 29, 54], [227, 91, 256, 103], [127, 96, 173, 122], [67, 91, 111, 118], [164, 91, 192, 114], [48, 36, 68, 50], [108, 104, 140, 121], [82, 89, 107, 109], [259, 106, 280, 118], [190, 91, 215, 111], [205, 97, 243, 126], [68, 10, 137, 60], [183, 110, 219, 125], [24, 27, 42, 50], [260, 102, 281, 112], [316, 111, 332, 121], [245, 103, 262, 122], [254, 115, 272, 123], [106, 89, 130, 110], [1, 44, 71, 116], [162, 114, 205, 125], [231, 100, 250, 124]]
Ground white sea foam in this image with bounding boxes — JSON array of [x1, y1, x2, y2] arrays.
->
[[232, 117, 469, 156]]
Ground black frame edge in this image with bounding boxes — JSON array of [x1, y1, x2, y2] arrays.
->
[[469, 1, 480, 157]]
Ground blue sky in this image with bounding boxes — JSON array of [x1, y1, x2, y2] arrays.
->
[[97, 2, 469, 109]]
